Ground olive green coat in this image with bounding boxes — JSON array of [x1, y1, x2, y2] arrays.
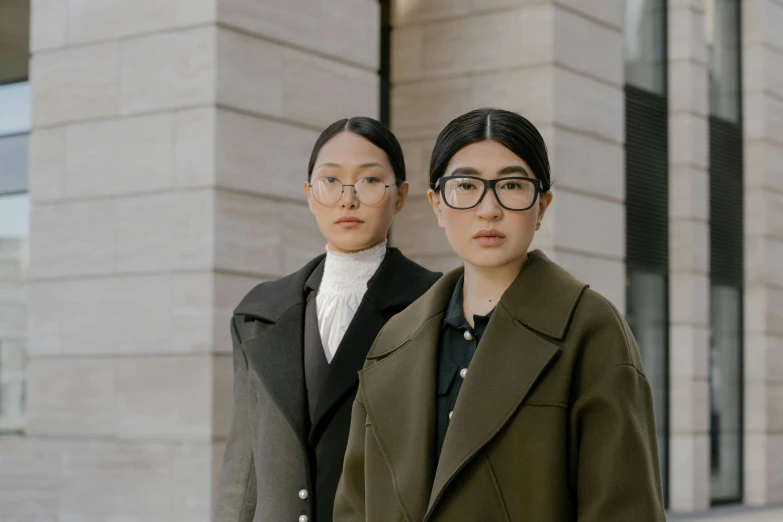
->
[[334, 250, 665, 522]]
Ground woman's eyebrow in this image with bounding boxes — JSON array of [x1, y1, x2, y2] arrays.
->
[[315, 162, 386, 170], [356, 162, 387, 170], [449, 166, 481, 176], [498, 165, 531, 176]]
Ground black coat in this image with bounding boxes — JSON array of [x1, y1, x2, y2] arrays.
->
[[214, 248, 441, 522]]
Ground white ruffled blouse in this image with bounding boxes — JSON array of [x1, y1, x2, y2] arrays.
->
[[317, 240, 387, 363]]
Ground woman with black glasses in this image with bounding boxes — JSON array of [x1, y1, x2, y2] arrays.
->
[[214, 117, 440, 522], [334, 108, 665, 522]]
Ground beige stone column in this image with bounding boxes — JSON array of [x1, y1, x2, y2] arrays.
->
[[389, 1, 627, 309], [0, 0, 379, 519], [742, 0, 783, 507], [667, 0, 712, 512], [0, 238, 27, 433]]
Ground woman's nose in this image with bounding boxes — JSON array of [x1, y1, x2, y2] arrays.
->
[[340, 185, 360, 208], [475, 188, 502, 219]]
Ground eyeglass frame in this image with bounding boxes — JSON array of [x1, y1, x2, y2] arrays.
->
[[308, 176, 399, 207], [433, 175, 544, 211]]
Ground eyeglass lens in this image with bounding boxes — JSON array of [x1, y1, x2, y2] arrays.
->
[[311, 177, 389, 206], [441, 177, 537, 210]]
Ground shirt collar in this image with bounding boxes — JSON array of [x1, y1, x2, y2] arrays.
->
[[443, 275, 466, 329], [443, 275, 494, 331], [319, 240, 387, 295]]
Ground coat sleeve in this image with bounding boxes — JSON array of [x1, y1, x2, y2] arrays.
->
[[571, 363, 666, 522], [333, 391, 369, 521], [214, 317, 257, 522]]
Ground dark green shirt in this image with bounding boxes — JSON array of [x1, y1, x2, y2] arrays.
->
[[436, 275, 494, 461]]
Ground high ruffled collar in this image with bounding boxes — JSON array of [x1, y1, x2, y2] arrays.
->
[[320, 240, 387, 294]]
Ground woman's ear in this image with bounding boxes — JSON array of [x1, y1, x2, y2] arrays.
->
[[304, 181, 315, 214], [537, 191, 553, 227], [427, 189, 446, 229], [394, 181, 410, 214]]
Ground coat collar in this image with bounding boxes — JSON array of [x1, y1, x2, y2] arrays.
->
[[233, 254, 325, 321], [443, 274, 494, 330], [499, 249, 587, 340], [360, 250, 589, 520], [368, 250, 587, 360], [234, 247, 436, 321], [309, 248, 440, 442], [235, 248, 441, 450], [304, 256, 325, 293]]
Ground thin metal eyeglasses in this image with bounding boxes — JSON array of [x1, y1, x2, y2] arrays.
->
[[434, 175, 543, 211], [309, 176, 397, 207]]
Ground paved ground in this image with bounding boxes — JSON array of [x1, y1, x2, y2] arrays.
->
[[668, 506, 783, 521]]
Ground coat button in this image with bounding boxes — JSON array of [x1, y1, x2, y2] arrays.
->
[[460, 368, 468, 379], [299, 489, 308, 500], [463, 330, 474, 341], [449, 411, 453, 420], [299, 516, 309, 522]]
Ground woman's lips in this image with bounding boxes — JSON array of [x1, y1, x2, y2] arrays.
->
[[336, 216, 364, 229], [473, 229, 506, 247]]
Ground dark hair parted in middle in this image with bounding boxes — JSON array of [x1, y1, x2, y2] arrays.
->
[[429, 108, 552, 192], [308, 117, 406, 184]]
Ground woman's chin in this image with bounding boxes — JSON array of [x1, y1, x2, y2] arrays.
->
[[459, 247, 525, 270], [327, 236, 384, 254]]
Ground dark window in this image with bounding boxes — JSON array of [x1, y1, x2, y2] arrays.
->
[[0, 81, 30, 239], [0, 133, 28, 196], [707, 0, 741, 123], [624, 0, 669, 504], [707, 0, 743, 503], [0, 0, 30, 434], [379, 0, 391, 127], [709, 283, 743, 503], [624, 0, 667, 94], [625, 85, 670, 504], [0, 81, 30, 196], [625, 86, 669, 270], [626, 270, 669, 487]]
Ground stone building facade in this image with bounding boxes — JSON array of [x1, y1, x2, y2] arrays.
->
[[0, 0, 781, 520]]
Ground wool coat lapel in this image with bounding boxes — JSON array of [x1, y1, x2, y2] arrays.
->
[[310, 248, 443, 444]]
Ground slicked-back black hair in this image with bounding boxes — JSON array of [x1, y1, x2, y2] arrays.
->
[[429, 108, 551, 192], [308, 117, 406, 184]]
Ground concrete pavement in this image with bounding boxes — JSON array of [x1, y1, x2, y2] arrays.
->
[[668, 506, 783, 521]]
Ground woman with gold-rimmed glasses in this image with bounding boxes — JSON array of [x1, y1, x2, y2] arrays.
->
[[308, 175, 398, 208], [215, 117, 440, 522]]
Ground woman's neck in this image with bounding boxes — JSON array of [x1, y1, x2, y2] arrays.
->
[[462, 253, 528, 325], [326, 239, 387, 254]]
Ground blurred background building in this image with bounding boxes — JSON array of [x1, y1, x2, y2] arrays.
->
[[0, 0, 781, 520]]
